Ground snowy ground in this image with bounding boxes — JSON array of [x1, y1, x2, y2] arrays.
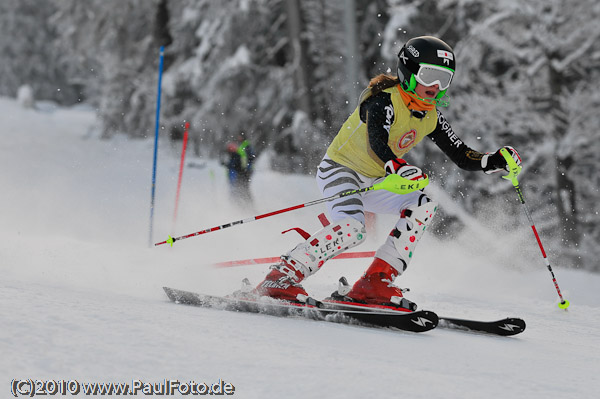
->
[[1, 97, 598, 398]]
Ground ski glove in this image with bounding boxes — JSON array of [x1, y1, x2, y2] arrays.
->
[[384, 158, 427, 181], [481, 146, 522, 175]]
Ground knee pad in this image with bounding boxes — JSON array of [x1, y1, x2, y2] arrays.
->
[[284, 216, 366, 279], [392, 200, 438, 261], [375, 200, 438, 273], [401, 199, 438, 233]]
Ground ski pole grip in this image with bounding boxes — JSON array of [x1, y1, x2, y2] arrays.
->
[[500, 148, 522, 186], [375, 173, 430, 195]]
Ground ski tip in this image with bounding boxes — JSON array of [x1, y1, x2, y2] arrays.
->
[[558, 299, 570, 310], [439, 316, 526, 336], [500, 318, 526, 335], [406, 310, 439, 332]]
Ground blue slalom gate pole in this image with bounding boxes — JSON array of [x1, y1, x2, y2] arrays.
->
[[149, 46, 165, 247]]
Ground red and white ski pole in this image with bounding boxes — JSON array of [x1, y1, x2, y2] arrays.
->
[[214, 251, 377, 268], [500, 148, 570, 310], [154, 173, 429, 247]]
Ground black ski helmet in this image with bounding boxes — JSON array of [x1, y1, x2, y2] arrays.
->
[[397, 36, 456, 101]]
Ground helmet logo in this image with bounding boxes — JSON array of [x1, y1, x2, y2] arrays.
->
[[407, 45, 420, 58], [399, 50, 408, 64], [437, 49, 454, 65]]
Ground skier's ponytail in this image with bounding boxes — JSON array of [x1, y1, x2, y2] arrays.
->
[[368, 74, 400, 97]]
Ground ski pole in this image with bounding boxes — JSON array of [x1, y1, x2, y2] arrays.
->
[[155, 173, 429, 247], [214, 251, 377, 268], [500, 148, 570, 310], [148, 46, 165, 247]]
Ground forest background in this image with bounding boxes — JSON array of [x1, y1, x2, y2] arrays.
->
[[1, 0, 598, 271]]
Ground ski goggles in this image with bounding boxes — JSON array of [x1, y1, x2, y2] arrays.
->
[[414, 64, 454, 90]]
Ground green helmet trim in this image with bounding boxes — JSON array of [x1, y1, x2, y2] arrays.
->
[[401, 81, 450, 107]]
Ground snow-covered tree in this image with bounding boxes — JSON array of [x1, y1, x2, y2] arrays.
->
[[0, 0, 597, 270], [51, 0, 161, 137], [0, 0, 81, 104], [381, 0, 599, 269]]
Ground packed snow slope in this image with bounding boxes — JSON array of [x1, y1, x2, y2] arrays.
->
[[1, 97, 598, 398]]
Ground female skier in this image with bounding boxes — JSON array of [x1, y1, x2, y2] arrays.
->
[[254, 36, 521, 308]]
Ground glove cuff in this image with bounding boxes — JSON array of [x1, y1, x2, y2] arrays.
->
[[481, 153, 490, 170]]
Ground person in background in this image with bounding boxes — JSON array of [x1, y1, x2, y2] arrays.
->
[[222, 135, 255, 205], [236, 133, 255, 202], [223, 142, 244, 201]]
